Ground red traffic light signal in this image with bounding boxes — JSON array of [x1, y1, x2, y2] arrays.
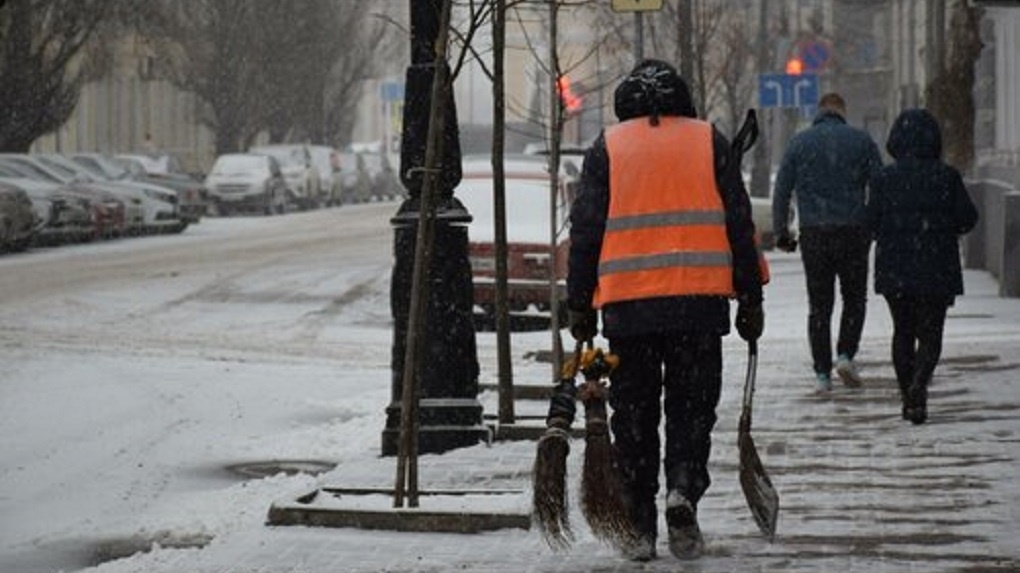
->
[[786, 57, 804, 75], [556, 75, 583, 114]]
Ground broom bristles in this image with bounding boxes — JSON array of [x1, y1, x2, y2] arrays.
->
[[532, 428, 573, 550], [580, 397, 638, 548]]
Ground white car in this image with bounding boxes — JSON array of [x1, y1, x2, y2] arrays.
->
[[0, 154, 148, 237], [249, 145, 322, 210], [35, 154, 181, 234], [0, 175, 96, 245], [204, 153, 288, 216], [743, 171, 787, 250], [306, 145, 343, 207]]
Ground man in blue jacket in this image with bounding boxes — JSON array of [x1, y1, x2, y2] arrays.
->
[[772, 92, 882, 393]]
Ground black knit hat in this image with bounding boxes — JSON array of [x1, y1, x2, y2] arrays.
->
[[614, 59, 696, 125]]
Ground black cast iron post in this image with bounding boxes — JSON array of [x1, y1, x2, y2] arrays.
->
[[382, 0, 484, 456]]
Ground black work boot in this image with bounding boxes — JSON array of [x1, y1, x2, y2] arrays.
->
[[665, 491, 704, 560]]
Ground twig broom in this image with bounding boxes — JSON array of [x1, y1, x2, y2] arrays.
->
[[578, 348, 637, 548], [531, 342, 583, 550]]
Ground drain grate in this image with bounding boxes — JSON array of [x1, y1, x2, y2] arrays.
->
[[225, 459, 336, 479]]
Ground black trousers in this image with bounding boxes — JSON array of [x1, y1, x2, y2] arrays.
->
[[885, 295, 949, 398], [799, 226, 871, 375], [607, 332, 722, 538]]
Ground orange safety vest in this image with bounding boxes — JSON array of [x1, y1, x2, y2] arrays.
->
[[594, 116, 735, 308]]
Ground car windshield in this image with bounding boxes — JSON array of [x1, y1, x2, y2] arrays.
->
[[0, 159, 63, 184], [33, 156, 88, 182], [250, 147, 303, 168], [211, 155, 268, 175], [457, 177, 567, 244], [92, 155, 132, 179]]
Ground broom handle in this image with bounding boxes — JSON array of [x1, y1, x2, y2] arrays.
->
[[565, 340, 585, 379]]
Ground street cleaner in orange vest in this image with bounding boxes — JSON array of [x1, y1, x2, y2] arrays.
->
[[567, 59, 768, 562]]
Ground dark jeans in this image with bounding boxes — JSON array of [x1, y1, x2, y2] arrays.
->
[[885, 295, 949, 397], [799, 226, 871, 375], [607, 332, 722, 538]]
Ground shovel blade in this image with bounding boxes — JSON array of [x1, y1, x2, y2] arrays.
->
[[738, 427, 779, 540]]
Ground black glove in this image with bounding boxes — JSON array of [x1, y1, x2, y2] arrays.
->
[[775, 232, 798, 253], [568, 308, 597, 342], [736, 303, 764, 342]]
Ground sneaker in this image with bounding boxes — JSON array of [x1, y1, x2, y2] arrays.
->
[[666, 492, 704, 560], [835, 354, 863, 388], [814, 371, 833, 394], [621, 536, 656, 562]]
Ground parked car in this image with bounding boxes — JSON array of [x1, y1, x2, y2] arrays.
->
[[249, 144, 322, 210], [338, 153, 373, 204], [0, 156, 127, 240], [0, 176, 99, 245], [742, 171, 788, 249], [204, 153, 288, 216], [113, 152, 191, 178], [74, 152, 206, 226], [338, 152, 403, 204], [456, 167, 572, 329], [306, 145, 343, 207], [33, 154, 179, 234], [0, 181, 37, 252]]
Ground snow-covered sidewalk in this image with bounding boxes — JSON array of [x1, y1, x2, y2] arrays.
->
[[2, 214, 1017, 572]]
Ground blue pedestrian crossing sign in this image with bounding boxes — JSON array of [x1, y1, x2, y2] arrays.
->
[[758, 73, 819, 108], [380, 81, 405, 103]]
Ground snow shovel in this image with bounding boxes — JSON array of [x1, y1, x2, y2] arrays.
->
[[738, 339, 779, 540]]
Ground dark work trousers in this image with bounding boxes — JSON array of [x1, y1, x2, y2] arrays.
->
[[885, 295, 949, 398], [798, 226, 871, 375], [607, 332, 722, 539]]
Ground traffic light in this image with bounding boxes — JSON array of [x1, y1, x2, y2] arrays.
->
[[785, 57, 804, 75], [556, 75, 583, 114]]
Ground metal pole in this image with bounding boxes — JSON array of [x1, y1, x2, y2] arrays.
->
[[750, 0, 770, 198], [394, 0, 454, 509]]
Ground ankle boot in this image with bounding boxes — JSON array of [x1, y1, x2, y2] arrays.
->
[[906, 381, 928, 425]]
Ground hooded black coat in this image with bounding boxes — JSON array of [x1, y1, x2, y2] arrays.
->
[[866, 109, 978, 300], [567, 61, 762, 338]]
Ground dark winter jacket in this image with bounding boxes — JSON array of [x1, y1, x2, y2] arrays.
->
[[567, 60, 762, 338], [866, 108, 978, 299], [773, 111, 883, 233]]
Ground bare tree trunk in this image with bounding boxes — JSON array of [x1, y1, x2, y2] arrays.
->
[[492, 0, 515, 425], [925, 0, 983, 172]]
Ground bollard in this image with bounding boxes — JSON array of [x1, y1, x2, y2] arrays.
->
[[1001, 192, 1020, 298]]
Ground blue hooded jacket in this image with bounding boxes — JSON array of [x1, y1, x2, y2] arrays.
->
[[866, 108, 978, 299], [772, 111, 883, 233]]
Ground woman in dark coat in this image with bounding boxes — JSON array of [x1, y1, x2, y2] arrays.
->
[[866, 108, 978, 424]]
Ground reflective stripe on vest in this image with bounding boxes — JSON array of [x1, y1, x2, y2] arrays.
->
[[595, 116, 735, 308]]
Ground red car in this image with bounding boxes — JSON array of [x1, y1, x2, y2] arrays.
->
[[457, 166, 574, 329]]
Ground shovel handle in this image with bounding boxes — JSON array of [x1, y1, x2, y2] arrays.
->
[[742, 340, 758, 411]]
